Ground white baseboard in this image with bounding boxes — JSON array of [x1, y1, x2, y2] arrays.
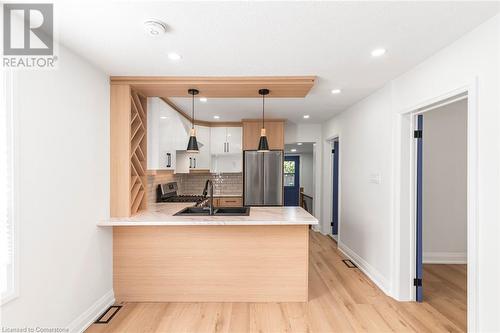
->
[[423, 252, 467, 264], [337, 241, 392, 297], [67, 290, 115, 333]]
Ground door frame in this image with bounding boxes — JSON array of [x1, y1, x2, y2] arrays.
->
[[394, 81, 478, 331], [325, 135, 341, 240], [331, 139, 340, 236], [284, 155, 300, 206]]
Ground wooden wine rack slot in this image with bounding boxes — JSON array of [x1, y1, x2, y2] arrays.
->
[[131, 189, 144, 215], [111, 86, 147, 217], [129, 90, 147, 215]]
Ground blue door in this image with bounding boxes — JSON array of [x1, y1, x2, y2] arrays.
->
[[332, 140, 339, 235], [415, 114, 424, 302], [284, 156, 300, 206]]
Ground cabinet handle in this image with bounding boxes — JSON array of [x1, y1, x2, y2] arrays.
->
[[189, 157, 192, 168], [227, 142, 230, 152], [166, 153, 171, 168], [224, 142, 227, 153], [193, 158, 196, 168]]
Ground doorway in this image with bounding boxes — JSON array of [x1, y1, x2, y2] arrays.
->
[[414, 97, 467, 330], [284, 155, 300, 206]]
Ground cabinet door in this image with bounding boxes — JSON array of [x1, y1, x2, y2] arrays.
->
[[147, 98, 160, 169], [210, 127, 227, 155], [193, 125, 211, 169], [242, 120, 284, 150], [149, 98, 177, 170], [175, 151, 190, 173], [148, 97, 191, 170], [226, 127, 242, 153]]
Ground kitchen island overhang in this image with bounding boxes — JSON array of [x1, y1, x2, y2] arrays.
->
[[99, 204, 318, 303]]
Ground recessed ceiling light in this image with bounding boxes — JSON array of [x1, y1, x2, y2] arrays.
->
[[167, 53, 182, 61], [200, 97, 208, 102], [160, 116, 168, 119], [331, 89, 341, 94], [213, 115, 220, 119], [371, 48, 386, 57], [143, 19, 167, 36], [290, 149, 297, 152], [297, 143, 303, 146], [303, 115, 310, 119]]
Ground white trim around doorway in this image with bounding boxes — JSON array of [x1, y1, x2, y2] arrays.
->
[[392, 79, 478, 332]]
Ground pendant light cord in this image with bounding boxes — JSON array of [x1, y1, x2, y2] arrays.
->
[[262, 93, 265, 129], [191, 92, 195, 129]]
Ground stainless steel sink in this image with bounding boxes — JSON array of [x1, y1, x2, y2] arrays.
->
[[174, 206, 250, 216]]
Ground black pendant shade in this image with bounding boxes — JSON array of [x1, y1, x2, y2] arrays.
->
[[186, 88, 199, 153], [257, 88, 270, 152], [187, 131, 199, 152], [258, 134, 269, 152]]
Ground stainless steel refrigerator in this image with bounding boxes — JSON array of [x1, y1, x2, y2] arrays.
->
[[244, 151, 283, 206]]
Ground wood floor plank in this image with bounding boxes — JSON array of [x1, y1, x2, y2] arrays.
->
[[86, 231, 466, 333]]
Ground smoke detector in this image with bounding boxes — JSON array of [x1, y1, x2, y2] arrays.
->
[[143, 19, 167, 36]]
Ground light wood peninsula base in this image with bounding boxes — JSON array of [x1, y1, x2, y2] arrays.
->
[[113, 225, 309, 302]]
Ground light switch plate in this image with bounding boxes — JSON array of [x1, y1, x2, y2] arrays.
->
[[368, 173, 381, 184]]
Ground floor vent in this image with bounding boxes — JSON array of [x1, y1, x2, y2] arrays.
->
[[95, 305, 122, 324], [342, 259, 357, 268]]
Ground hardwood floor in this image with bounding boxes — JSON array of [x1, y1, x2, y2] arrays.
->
[[424, 264, 467, 332], [86, 231, 466, 333]]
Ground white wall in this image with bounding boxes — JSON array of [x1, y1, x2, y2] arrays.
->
[[285, 153, 314, 196], [423, 99, 467, 264], [285, 123, 321, 144], [322, 87, 394, 293], [1, 45, 112, 331], [322, 14, 499, 331]]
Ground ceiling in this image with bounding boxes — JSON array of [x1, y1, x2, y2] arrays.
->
[[53, 1, 499, 123], [285, 143, 314, 154]]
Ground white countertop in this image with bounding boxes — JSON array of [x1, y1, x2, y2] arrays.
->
[[98, 203, 318, 226]]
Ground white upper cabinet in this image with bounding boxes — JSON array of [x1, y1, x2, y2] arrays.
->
[[210, 127, 227, 155], [226, 127, 242, 154], [210, 126, 242, 173], [147, 98, 189, 170], [210, 127, 242, 155], [148, 98, 240, 173]]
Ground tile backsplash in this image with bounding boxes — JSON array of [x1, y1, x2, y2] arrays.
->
[[176, 173, 243, 196], [147, 171, 243, 204]]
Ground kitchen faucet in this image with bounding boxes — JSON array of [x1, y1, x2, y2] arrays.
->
[[202, 179, 215, 215]]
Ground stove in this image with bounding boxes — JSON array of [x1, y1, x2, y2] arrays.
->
[[156, 182, 205, 204]]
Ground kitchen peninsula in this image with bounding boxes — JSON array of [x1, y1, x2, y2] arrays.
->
[[107, 77, 318, 304], [99, 203, 317, 303]]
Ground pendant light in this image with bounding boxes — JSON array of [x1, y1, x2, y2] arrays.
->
[[186, 88, 199, 153], [257, 88, 270, 152]]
